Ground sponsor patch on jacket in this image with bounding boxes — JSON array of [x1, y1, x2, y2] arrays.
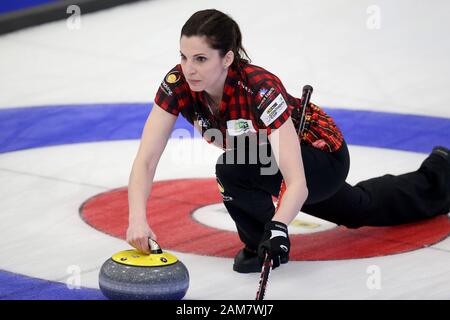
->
[[260, 93, 287, 126], [256, 87, 276, 110], [160, 81, 173, 96], [226, 119, 257, 136], [165, 71, 181, 84]]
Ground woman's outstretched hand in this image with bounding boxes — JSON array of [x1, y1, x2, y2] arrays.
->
[[126, 221, 157, 254]]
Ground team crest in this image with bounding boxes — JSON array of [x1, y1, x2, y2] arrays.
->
[[166, 71, 181, 84]]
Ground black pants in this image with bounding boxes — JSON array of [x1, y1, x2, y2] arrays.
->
[[215, 141, 450, 250]]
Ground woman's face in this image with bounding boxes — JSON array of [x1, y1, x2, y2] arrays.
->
[[180, 35, 232, 93]]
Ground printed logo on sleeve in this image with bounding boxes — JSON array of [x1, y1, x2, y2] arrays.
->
[[166, 71, 181, 84], [260, 93, 287, 126], [256, 87, 275, 110], [259, 88, 269, 97], [160, 71, 181, 96], [160, 82, 173, 96]]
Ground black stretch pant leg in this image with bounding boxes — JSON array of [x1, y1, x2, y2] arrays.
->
[[215, 142, 350, 249], [215, 152, 279, 250], [303, 152, 450, 228], [215, 142, 450, 249]]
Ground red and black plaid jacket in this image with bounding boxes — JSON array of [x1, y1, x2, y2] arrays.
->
[[154, 62, 344, 152]]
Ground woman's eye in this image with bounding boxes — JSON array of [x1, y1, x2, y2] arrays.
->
[[196, 56, 207, 62]]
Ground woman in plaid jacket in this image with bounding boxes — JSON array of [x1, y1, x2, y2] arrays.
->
[[126, 9, 450, 273]]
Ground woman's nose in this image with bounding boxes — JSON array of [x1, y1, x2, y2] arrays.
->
[[184, 60, 196, 75]]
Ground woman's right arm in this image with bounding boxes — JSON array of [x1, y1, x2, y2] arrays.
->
[[126, 104, 178, 254]]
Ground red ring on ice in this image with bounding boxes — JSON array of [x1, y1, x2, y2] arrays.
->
[[80, 178, 450, 260]]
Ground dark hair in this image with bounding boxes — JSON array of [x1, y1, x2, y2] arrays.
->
[[181, 9, 251, 68]]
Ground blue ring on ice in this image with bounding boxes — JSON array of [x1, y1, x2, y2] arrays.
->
[[0, 103, 448, 154]]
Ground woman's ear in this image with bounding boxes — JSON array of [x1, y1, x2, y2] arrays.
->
[[224, 50, 234, 68]]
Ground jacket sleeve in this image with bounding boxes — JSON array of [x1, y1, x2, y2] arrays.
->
[[153, 66, 186, 116], [253, 79, 292, 135]]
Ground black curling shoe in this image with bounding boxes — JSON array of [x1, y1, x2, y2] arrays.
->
[[233, 247, 289, 273], [233, 247, 262, 273], [432, 146, 450, 164]]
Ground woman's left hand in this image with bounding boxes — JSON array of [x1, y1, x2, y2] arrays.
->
[[312, 139, 327, 149]]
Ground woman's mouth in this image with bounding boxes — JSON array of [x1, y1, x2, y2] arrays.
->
[[188, 79, 202, 85]]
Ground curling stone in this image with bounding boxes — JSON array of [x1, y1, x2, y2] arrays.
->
[[99, 239, 189, 300]]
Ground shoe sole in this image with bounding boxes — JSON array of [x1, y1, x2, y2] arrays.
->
[[233, 263, 261, 273], [233, 257, 289, 273]]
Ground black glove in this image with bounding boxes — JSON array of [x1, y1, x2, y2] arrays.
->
[[257, 221, 290, 269]]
